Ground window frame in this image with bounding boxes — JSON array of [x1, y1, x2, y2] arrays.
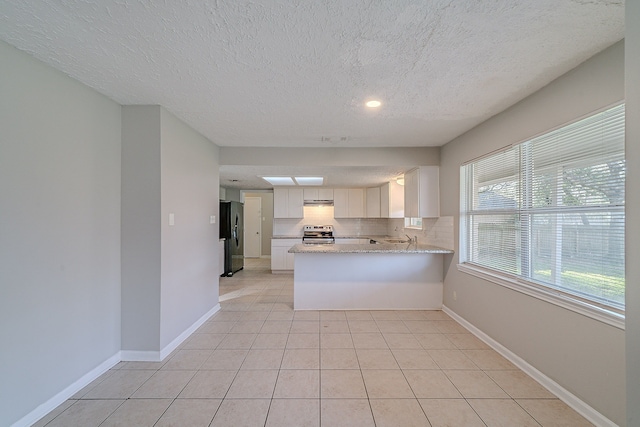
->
[[404, 217, 423, 229], [458, 103, 625, 329]]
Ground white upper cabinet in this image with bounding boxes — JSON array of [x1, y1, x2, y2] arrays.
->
[[274, 188, 304, 218], [334, 188, 365, 218], [366, 187, 381, 218], [348, 189, 365, 218], [381, 181, 404, 218], [303, 188, 334, 201], [288, 188, 304, 217], [404, 166, 439, 218], [333, 188, 349, 218]]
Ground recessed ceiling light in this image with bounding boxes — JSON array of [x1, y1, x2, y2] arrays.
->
[[261, 176, 296, 186], [365, 100, 382, 108], [294, 177, 324, 186]]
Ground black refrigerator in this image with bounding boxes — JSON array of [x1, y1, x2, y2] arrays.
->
[[219, 201, 244, 276]]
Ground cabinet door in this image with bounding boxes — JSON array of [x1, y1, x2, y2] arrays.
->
[[285, 251, 295, 270], [288, 188, 304, 218], [417, 166, 440, 218], [366, 187, 381, 218], [273, 188, 289, 218], [389, 180, 405, 218], [404, 169, 419, 218], [380, 183, 390, 218], [318, 188, 334, 200], [303, 188, 319, 201], [271, 246, 287, 270], [333, 189, 349, 218], [348, 188, 365, 218]]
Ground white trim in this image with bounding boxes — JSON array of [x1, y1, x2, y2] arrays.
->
[[457, 263, 624, 330], [121, 303, 221, 362], [160, 303, 220, 360], [120, 350, 161, 362], [12, 352, 121, 427], [13, 304, 222, 426], [442, 305, 618, 427]]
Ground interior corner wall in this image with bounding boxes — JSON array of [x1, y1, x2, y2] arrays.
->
[[440, 41, 626, 425], [223, 187, 241, 202], [121, 106, 162, 353], [159, 108, 220, 349], [625, 2, 640, 425], [0, 40, 122, 426]]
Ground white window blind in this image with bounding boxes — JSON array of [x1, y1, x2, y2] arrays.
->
[[460, 104, 625, 314]]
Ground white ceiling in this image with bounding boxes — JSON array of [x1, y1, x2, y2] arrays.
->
[[220, 165, 410, 189], [0, 1, 624, 187]]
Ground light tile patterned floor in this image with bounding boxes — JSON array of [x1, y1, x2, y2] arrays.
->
[[35, 258, 593, 426]]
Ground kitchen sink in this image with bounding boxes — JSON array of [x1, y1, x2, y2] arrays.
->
[[383, 238, 411, 243]]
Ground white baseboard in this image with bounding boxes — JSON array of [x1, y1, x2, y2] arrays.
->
[[442, 305, 617, 427], [13, 352, 121, 427], [15, 304, 222, 426], [121, 304, 221, 362], [120, 350, 161, 362], [159, 303, 220, 360]]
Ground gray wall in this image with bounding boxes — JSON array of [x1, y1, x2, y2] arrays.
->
[[160, 108, 220, 348], [121, 106, 220, 354], [440, 41, 626, 425], [626, 3, 640, 425], [222, 187, 241, 202], [121, 106, 162, 352], [0, 40, 122, 426]]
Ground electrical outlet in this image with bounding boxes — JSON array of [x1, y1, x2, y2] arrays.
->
[[453, 291, 457, 301]]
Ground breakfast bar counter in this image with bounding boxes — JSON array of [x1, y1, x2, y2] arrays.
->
[[289, 242, 453, 310]]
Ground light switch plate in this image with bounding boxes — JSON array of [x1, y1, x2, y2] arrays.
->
[[210, 215, 216, 224], [169, 213, 175, 226]]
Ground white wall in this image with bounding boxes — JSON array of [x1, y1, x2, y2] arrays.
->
[[440, 41, 626, 425], [0, 40, 122, 426], [160, 108, 220, 349], [625, 3, 640, 425], [220, 146, 440, 167]]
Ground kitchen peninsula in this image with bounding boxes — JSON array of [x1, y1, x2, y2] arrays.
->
[[289, 241, 453, 310]]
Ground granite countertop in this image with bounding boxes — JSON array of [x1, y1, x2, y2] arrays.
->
[[289, 242, 453, 254]]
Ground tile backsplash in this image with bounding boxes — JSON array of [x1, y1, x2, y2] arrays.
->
[[274, 206, 454, 250], [274, 207, 388, 237], [387, 216, 454, 250]]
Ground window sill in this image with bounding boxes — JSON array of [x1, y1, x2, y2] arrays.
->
[[456, 263, 625, 330]]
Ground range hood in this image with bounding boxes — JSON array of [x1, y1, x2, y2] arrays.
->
[[303, 199, 334, 207]]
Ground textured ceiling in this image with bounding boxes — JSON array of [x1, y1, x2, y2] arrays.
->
[[0, 0, 624, 187]]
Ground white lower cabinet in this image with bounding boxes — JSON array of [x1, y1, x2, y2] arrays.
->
[[271, 239, 300, 271]]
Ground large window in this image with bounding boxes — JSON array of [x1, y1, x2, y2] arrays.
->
[[460, 104, 625, 321]]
